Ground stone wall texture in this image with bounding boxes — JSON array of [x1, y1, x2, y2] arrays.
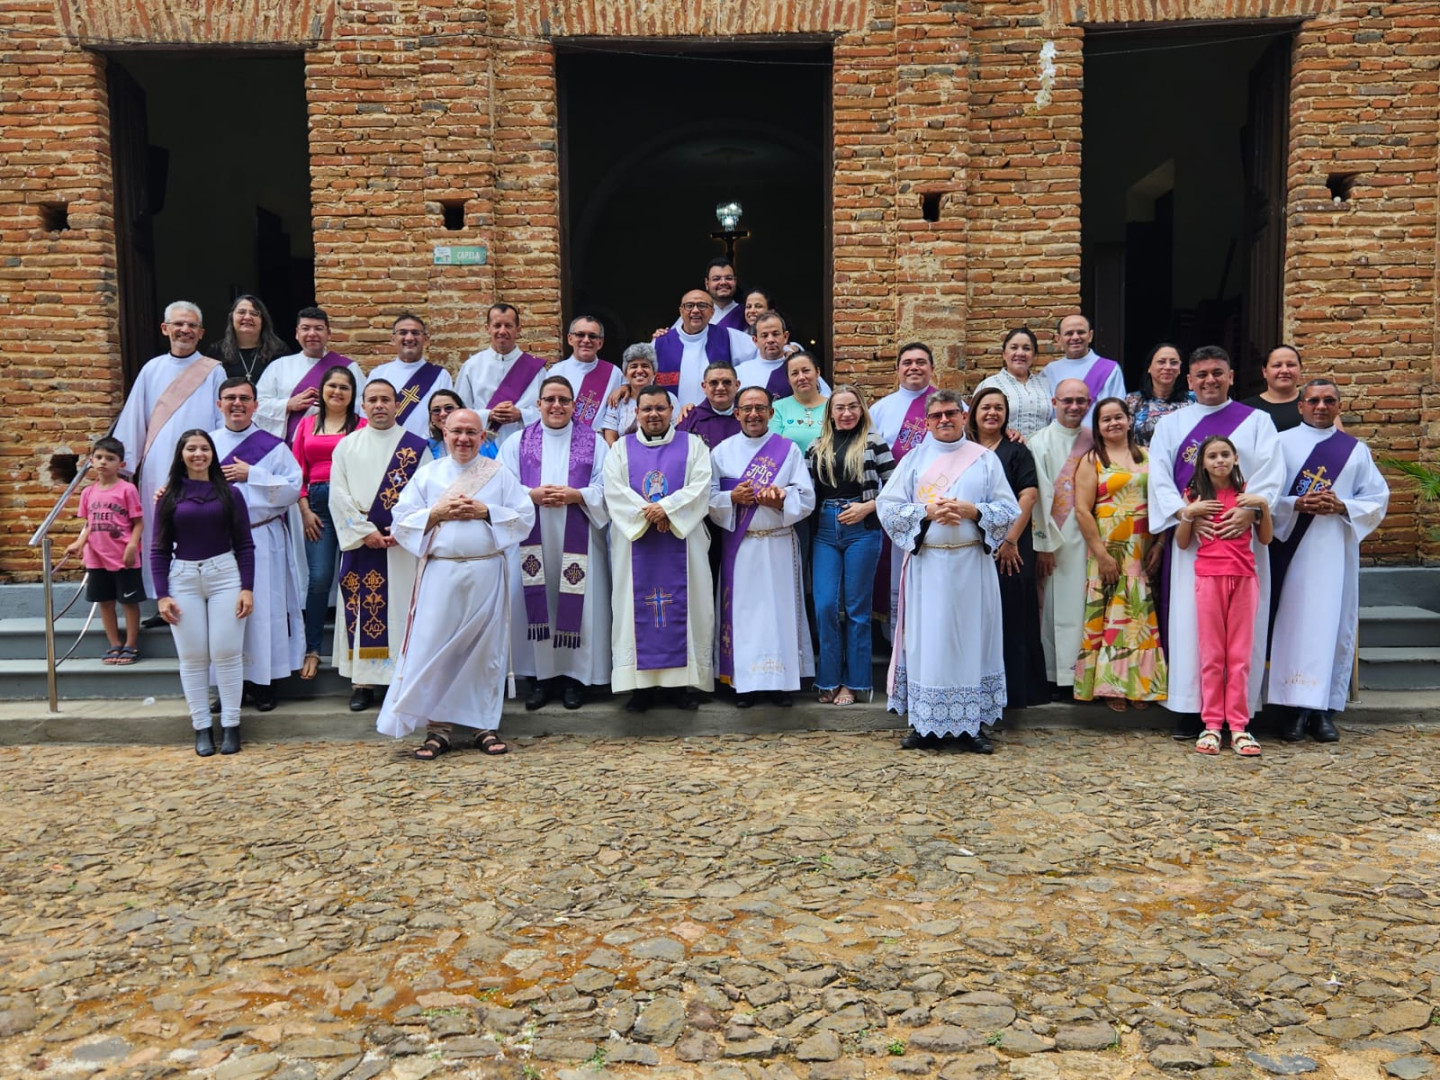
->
[[0, 0, 1436, 577]]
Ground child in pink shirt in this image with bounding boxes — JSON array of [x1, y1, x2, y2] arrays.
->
[[64, 436, 147, 664], [1176, 435, 1273, 756]]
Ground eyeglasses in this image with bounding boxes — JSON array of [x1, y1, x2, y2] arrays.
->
[[220, 394, 255, 403], [429, 404, 458, 415], [570, 331, 603, 341], [1304, 396, 1339, 406], [680, 302, 713, 311], [736, 404, 770, 414], [540, 396, 574, 406], [832, 404, 862, 413], [1056, 397, 1089, 406], [927, 409, 963, 421]]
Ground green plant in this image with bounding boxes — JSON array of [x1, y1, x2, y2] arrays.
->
[[986, 1033, 1003, 1047], [1381, 458, 1440, 540], [887, 1039, 906, 1056], [522, 1065, 541, 1080]]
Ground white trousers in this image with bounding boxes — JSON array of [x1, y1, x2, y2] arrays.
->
[[167, 554, 245, 729]]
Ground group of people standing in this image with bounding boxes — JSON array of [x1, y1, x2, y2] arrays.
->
[[74, 269, 1388, 760]]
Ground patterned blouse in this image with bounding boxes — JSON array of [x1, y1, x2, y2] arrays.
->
[[975, 368, 1053, 439], [1125, 391, 1195, 447]]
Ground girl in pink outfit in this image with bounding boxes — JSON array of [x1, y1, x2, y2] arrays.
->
[[1175, 435, 1273, 757]]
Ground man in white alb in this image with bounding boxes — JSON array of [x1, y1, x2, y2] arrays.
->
[[367, 313, 454, 440], [734, 312, 831, 401], [454, 303, 548, 443], [547, 316, 623, 432], [255, 305, 367, 444], [1044, 314, 1125, 423]]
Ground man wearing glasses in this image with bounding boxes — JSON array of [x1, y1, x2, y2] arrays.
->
[[654, 290, 738, 408], [455, 303, 549, 443], [499, 375, 612, 712], [209, 377, 305, 713], [1029, 379, 1094, 701], [549, 316, 623, 431], [1266, 378, 1389, 743], [367, 313, 453, 440]]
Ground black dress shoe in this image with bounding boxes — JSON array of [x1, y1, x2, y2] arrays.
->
[[562, 682, 584, 710], [900, 731, 936, 750], [769, 691, 792, 708], [734, 693, 754, 709], [624, 689, 653, 713], [966, 730, 995, 755], [142, 613, 166, 629], [195, 728, 216, 757], [220, 726, 241, 755], [253, 685, 277, 712], [676, 691, 700, 711], [525, 680, 552, 711], [1310, 711, 1340, 742], [1280, 709, 1309, 742], [1171, 713, 1202, 740], [348, 687, 375, 712]]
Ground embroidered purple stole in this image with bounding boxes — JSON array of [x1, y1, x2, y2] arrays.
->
[[874, 387, 936, 622], [627, 434, 692, 669], [1158, 401, 1254, 651], [285, 352, 350, 444], [394, 363, 445, 427], [572, 361, 618, 429], [717, 433, 793, 682], [1082, 356, 1120, 404], [517, 422, 596, 648], [1266, 429, 1357, 646], [653, 327, 731, 389], [715, 305, 748, 333], [338, 431, 428, 660], [219, 427, 282, 468], [487, 352, 547, 415]]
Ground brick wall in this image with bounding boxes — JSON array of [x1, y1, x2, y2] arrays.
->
[[0, 0, 1435, 579]]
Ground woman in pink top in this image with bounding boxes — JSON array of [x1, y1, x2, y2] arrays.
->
[[294, 365, 366, 679], [1176, 435, 1273, 757]]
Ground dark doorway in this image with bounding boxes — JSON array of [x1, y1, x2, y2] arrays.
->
[[106, 52, 314, 388], [558, 44, 831, 368], [1081, 24, 1293, 394]]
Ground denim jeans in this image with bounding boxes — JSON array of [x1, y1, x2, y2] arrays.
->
[[303, 482, 339, 654], [167, 554, 245, 728], [812, 500, 883, 691]]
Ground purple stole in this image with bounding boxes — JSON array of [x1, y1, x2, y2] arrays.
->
[[626, 434, 693, 669], [285, 352, 351, 444], [1158, 401, 1254, 651], [1267, 429, 1358, 645], [874, 387, 936, 621], [715, 305, 748, 333], [653, 326, 731, 389], [487, 352, 547, 415], [572, 361, 618, 429], [338, 431, 428, 660], [676, 400, 741, 451], [219, 427, 282, 468], [763, 362, 792, 400], [517, 422, 596, 648], [717, 434, 794, 682], [1081, 356, 1120, 404], [394, 363, 446, 427]]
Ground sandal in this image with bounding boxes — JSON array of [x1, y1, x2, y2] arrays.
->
[[475, 730, 509, 756], [101, 645, 125, 665], [817, 688, 835, 704], [113, 646, 139, 666], [1231, 731, 1262, 757], [413, 731, 452, 761], [299, 652, 320, 680], [1129, 700, 1150, 711], [833, 688, 856, 706], [1106, 698, 1128, 713], [1195, 730, 1221, 755]]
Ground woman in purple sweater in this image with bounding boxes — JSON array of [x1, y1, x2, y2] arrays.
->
[[151, 430, 256, 756]]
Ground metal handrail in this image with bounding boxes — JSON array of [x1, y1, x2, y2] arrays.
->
[[28, 460, 94, 714]]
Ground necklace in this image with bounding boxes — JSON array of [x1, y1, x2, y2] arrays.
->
[[237, 345, 262, 383]]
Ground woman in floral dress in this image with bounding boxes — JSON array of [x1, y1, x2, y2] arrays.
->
[[1072, 397, 1168, 710]]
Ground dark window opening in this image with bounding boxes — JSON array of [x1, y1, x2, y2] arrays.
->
[[1326, 172, 1358, 202], [920, 192, 943, 223], [440, 199, 467, 230], [39, 202, 69, 232]]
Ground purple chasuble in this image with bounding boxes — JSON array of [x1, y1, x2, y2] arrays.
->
[[653, 326, 731, 389], [517, 422, 596, 648], [717, 433, 794, 681], [338, 431, 428, 660], [763, 362, 792, 400], [626, 434, 692, 669], [573, 361, 618, 429], [394, 363, 445, 426], [676, 400, 741, 451], [1266, 429, 1358, 646], [715, 305, 748, 333], [220, 428, 282, 467], [1082, 356, 1120, 404], [285, 352, 351, 445]]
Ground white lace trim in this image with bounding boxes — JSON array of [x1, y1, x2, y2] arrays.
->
[[881, 501, 926, 552], [887, 666, 1008, 737]]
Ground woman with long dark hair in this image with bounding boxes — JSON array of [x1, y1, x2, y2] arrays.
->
[[151, 430, 255, 755], [211, 294, 289, 385], [294, 365, 366, 681], [1124, 342, 1193, 446]]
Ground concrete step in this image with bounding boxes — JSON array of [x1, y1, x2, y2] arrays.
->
[[0, 617, 180, 660], [0, 690, 1434, 746], [1357, 605, 1440, 649], [1357, 647, 1440, 691], [0, 657, 351, 701]]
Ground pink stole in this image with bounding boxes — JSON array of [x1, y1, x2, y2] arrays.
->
[[142, 356, 220, 463], [887, 440, 986, 695], [1048, 428, 1094, 530]]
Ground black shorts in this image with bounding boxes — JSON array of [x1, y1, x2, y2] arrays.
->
[[85, 567, 147, 605]]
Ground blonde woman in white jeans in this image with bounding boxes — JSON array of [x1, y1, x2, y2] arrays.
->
[[150, 430, 255, 756]]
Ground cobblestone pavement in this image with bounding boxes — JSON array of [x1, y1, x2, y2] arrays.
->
[[2, 726, 1438, 1080]]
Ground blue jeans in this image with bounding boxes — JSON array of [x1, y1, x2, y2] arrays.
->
[[303, 482, 339, 654], [812, 501, 883, 691]]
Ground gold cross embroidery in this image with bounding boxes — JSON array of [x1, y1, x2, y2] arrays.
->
[[1300, 465, 1330, 494], [397, 383, 422, 411]]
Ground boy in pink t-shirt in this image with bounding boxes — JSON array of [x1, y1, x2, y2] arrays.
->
[[64, 436, 147, 664]]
